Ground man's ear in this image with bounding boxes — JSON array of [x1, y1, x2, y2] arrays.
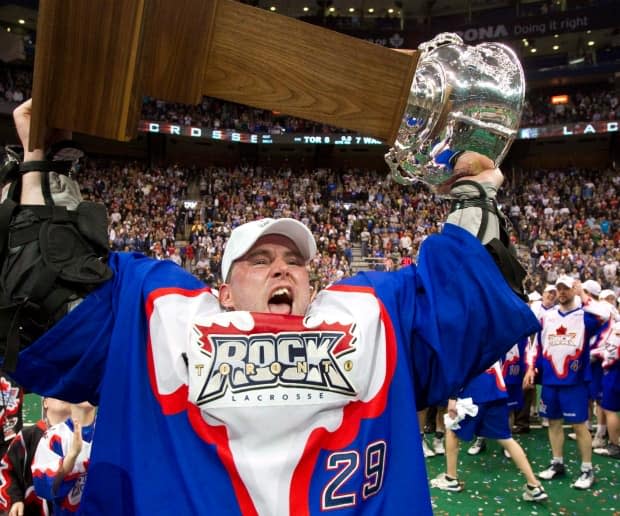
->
[[218, 283, 234, 310]]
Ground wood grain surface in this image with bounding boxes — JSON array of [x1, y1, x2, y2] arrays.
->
[[30, 0, 418, 149]]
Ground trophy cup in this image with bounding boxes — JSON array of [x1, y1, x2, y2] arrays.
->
[[385, 33, 525, 192]]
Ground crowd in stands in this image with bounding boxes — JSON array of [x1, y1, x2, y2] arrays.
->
[[1, 65, 618, 131], [521, 88, 618, 127], [77, 157, 618, 298], [142, 88, 619, 132], [0, 65, 618, 295], [0, 67, 30, 104], [79, 160, 188, 259], [507, 167, 619, 294]]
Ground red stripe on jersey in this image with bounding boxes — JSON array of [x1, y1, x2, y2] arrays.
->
[[289, 290, 397, 516], [145, 287, 212, 415], [187, 404, 259, 516]]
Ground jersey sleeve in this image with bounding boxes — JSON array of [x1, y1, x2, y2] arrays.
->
[[339, 224, 540, 407], [583, 300, 611, 340], [583, 298, 612, 322], [10, 252, 204, 403], [411, 225, 539, 404]]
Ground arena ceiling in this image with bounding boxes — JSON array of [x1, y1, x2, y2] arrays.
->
[[0, 0, 553, 31], [0, 0, 616, 63]]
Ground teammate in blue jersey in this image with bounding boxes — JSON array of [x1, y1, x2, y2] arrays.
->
[[0, 100, 539, 515], [503, 336, 529, 421], [592, 301, 620, 459], [524, 275, 612, 489], [581, 280, 608, 449], [467, 335, 529, 456], [430, 362, 547, 502]]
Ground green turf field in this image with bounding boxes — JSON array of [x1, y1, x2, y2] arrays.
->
[[426, 428, 620, 515], [22, 393, 42, 423]]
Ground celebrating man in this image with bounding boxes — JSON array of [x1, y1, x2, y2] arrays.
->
[[0, 99, 538, 515]]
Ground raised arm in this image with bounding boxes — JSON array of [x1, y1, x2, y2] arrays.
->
[[31, 422, 90, 505], [413, 154, 538, 404], [444, 151, 527, 301], [13, 100, 45, 205], [0, 100, 113, 372]]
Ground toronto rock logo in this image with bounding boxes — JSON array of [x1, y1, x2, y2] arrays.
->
[[192, 321, 357, 405]]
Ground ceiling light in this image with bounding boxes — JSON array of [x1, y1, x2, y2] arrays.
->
[[303, 6, 309, 11], [18, 19, 25, 24], [328, 6, 335, 12], [368, 7, 375, 13], [349, 7, 355, 12], [388, 8, 394, 13], [553, 44, 559, 50], [554, 34, 559, 38], [269, 6, 276, 11], [587, 40, 595, 46], [530, 48, 537, 53]]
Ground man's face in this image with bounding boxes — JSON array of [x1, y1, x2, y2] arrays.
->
[[555, 284, 574, 305], [542, 290, 557, 306], [219, 234, 311, 316], [43, 398, 71, 423]]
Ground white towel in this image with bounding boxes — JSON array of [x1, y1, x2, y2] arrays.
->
[[443, 397, 479, 431]]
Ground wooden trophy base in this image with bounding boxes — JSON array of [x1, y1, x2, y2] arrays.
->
[[30, 0, 418, 150]]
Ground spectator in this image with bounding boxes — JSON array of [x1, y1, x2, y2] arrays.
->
[[31, 402, 96, 516], [0, 398, 71, 516], [524, 276, 611, 489], [0, 374, 23, 459]]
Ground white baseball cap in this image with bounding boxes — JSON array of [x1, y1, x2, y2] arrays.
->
[[221, 218, 317, 281], [599, 289, 616, 301], [528, 291, 542, 302], [543, 284, 557, 293], [582, 279, 602, 297], [555, 275, 575, 288]]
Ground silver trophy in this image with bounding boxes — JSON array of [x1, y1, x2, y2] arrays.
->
[[385, 33, 525, 192]]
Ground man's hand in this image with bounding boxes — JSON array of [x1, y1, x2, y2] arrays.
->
[[522, 367, 536, 390], [447, 398, 457, 421], [13, 99, 43, 162], [573, 279, 584, 298], [69, 421, 83, 460], [13, 98, 71, 161], [9, 501, 25, 516], [453, 151, 504, 189], [437, 151, 503, 195], [53, 420, 83, 493], [12, 99, 70, 205]]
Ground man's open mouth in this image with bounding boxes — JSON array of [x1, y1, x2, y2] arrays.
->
[[268, 287, 293, 314]]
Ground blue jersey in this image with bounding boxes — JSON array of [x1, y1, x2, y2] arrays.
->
[[10, 224, 538, 515], [502, 337, 528, 386], [461, 362, 507, 403]]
